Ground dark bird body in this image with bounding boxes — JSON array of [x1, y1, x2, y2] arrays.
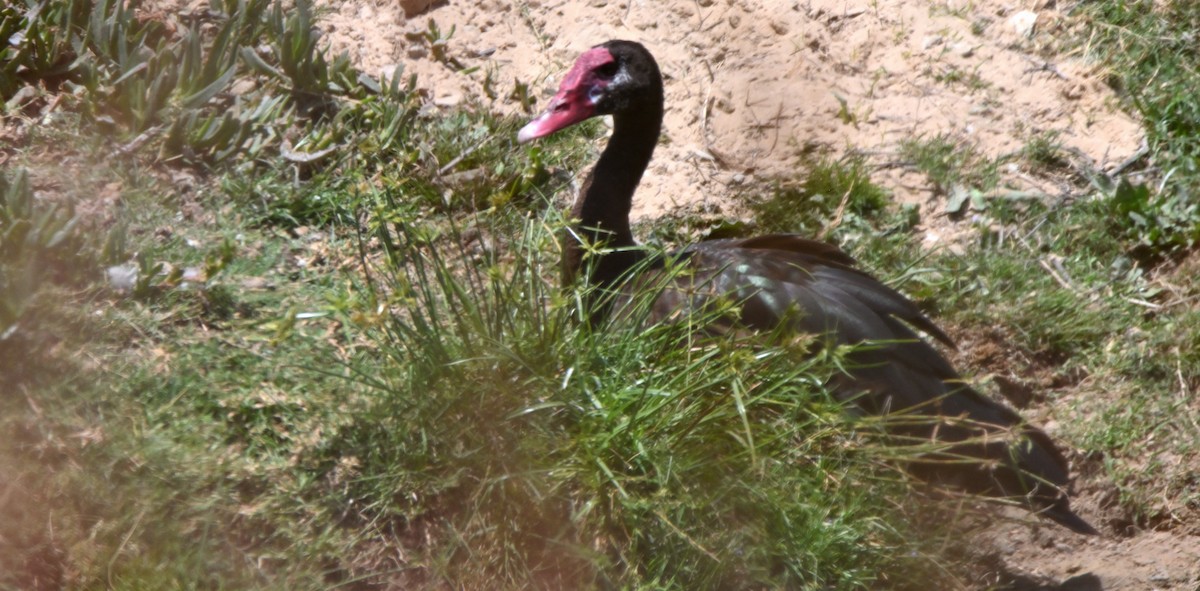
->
[[519, 40, 1096, 535]]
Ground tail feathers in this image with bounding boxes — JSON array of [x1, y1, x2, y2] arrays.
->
[[840, 362, 1098, 535], [1039, 498, 1100, 536], [899, 429, 1099, 535]]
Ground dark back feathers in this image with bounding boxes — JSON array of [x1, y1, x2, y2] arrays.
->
[[610, 234, 1096, 535]]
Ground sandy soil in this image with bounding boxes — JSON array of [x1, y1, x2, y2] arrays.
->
[[313, 1, 1198, 589], [975, 522, 1200, 590], [318, 0, 1141, 232]]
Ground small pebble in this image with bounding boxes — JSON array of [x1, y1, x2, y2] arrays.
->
[[1009, 11, 1038, 38], [407, 45, 429, 60], [229, 78, 257, 96], [951, 42, 975, 57], [434, 92, 462, 107], [379, 64, 402, 83], [399, 0, 435, 18], [106, 264, 139, 292], [968, 102, 992, 116]]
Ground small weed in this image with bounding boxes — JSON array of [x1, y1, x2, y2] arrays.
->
[[1020, 130, 1070, 171], [970, 18, 990, 36], [258, 0, 359, 113], [510, 78, 535, 113], [929, 1, 972, 19], [1103, 178, 1200, 262], [899, 134, 999, 193], [421, 18, 465, 70], [749, 154, 889, 237], [834, 92, 857, 126], [934, 65, 989, 91]]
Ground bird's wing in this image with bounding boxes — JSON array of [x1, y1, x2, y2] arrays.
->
[[623, 235, 1093, 533]]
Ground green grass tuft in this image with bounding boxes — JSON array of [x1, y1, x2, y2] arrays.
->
[[899, 134, 999, 194], [749, 155, 890, 236], [1078, 0, 1200, 260], [313, 206, 952, 589]]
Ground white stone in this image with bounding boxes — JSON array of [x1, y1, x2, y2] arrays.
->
[[1009, 11, 1038, 38]]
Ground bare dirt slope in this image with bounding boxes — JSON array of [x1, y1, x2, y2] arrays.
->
[[318, 0, 1141, 228], [976, 523, 1200, 590], [315, 1, 1198, 589]]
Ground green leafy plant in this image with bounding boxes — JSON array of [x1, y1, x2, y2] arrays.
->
[[1078, 0, 1200, 261], [239, 0, 359, 116], [1105, 177, 1200, 261], [421, 18, 466, 70], [8, 0, 370, 162], [0, 0, 91, 100], [0, 168, 79, 338]]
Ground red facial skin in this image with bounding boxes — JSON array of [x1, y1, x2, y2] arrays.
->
[[517, 47, 615, 143]]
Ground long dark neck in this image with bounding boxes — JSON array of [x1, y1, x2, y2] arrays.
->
[[564, 95, 663, 287]]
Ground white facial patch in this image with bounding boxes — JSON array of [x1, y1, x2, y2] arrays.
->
[[611, 66, 631, 88]]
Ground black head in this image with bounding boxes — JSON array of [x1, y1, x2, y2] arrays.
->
[[518, 40, 663, 143]]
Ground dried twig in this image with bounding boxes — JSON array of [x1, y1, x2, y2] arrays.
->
[[1038, 256, 1077, 292], [818, 183, 856, 240], [1108, 138, 1150, 177], [1021, 56, 1070, 81], [437, 135, 492, 176]]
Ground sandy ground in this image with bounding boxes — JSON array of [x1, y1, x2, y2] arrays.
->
[[313, 1, 1199, 589], [318, 0, 1142, 229]]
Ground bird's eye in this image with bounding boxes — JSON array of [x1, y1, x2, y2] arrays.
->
[[595, 61, 619, 79]]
